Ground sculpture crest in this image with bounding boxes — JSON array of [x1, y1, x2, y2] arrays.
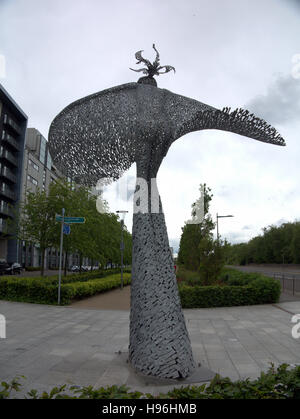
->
[[130, 44, 175, 86]]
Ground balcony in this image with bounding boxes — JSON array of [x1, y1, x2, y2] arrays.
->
[[0, 217, 12, 234], [0, 166, 17, 184], [0, 202, 12, 217], [0, 218, 6, 233], [0, 148, 18, 167], [2, 133, 20, 151], [0, 187, 16, 201], [3, 114, 22, 135]]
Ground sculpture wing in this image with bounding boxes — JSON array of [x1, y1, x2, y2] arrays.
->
[[49, 83, 285, 188], [173, 101, 285, 146], [48, 83, 140, 186]]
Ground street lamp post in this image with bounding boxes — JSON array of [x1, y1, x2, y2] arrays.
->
[[216, 213, 234, 241], [117, 210, 128, 289]]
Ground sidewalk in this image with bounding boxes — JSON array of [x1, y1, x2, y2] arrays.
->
[[70, 285, 131, 310], [0, 299, 300, 397]]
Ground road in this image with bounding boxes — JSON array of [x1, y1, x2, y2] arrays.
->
[[229, 264, 300, 278]]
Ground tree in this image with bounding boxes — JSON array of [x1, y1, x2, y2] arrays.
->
[[291, 223, 300, 263], [178, 184, 227, 283], [49, 180, 132, 272], [16, 179, 132, 275], [227, 220, 300, 265], [17, 189, 60, 275]]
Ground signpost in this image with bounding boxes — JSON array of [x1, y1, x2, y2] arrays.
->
[[55, 215, 85, 224], [57, 208, 65, 305], [63, 224, 71, 235], [56, 211, 85, 304], [116, 210, 128, 290]]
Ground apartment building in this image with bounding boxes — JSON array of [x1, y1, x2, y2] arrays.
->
[[21, 128, 84, 269], [20, 128, 62, 267], [0, 83, 27, 263], [0, 86, 89, 268], [21, 128, 61, 199]]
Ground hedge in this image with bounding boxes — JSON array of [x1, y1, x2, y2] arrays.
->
[[0, 267, 280, 308], [60, 273, 131, 304], [0, 273, 131, 305], [44, 268, 131, 285], [0, 268, 130, 286], [178, 275, 281, 308]]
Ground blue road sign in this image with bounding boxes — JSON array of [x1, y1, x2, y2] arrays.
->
[[63, 224, 70, 235]]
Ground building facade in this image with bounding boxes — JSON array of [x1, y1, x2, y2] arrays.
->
[[0, 83, 27, 263], [21, 128, 61, 200], [0, 86, 91, 269], [20, 128, 61, 267], [21, 128, 84, 269]]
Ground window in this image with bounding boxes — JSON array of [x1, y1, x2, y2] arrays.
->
[[28, 159, 39, 171], [27, 175, 38, 186]]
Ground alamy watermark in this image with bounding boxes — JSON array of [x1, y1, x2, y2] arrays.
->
[[291, 314, 300, 339], [0, 314, 6, 339], [95, 176, 205, 224], [0, 54, 6, 78], [291, 54, 300, 79]]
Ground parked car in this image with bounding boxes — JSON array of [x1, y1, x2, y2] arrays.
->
[[5, 262, 23, 275], [69, 265, 79, 272]]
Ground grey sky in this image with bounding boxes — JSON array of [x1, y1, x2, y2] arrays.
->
[[1, 0, 300, 252]]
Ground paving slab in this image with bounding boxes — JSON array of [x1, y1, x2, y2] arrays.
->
[[0, 299, 300, 397]]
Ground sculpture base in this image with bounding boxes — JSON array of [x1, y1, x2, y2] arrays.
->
[[116, 352, 215, 387]]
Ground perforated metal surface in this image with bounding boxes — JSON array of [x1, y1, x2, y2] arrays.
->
[[49, 83, 284, 185]]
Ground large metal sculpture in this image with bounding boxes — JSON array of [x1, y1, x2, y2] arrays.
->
[[48, 45, 285, 379]]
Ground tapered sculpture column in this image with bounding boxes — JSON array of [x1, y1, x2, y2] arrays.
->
[[129, 155, 196, 379]]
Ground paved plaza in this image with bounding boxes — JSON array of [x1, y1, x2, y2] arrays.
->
[[0, 299, 300, 397]]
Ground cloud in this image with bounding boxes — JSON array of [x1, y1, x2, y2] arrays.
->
[[246, 74, 300, 125], [226, 231, 252, 244]]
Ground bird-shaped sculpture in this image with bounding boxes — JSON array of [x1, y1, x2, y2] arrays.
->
[[48, 45, 285, 380]]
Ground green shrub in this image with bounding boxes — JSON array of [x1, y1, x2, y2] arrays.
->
[[0, 267, 280, 308], [219, 268, 262, 285], [175, 267, 280, 308], [178, 273, 281, 308], [60, 273, 131, 304], [0, 276, 59, 305], [176, 266, 205, 286], [0, 273, 131, 305], [165, 363, 300, 399], [44, 268, 130, 285]]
